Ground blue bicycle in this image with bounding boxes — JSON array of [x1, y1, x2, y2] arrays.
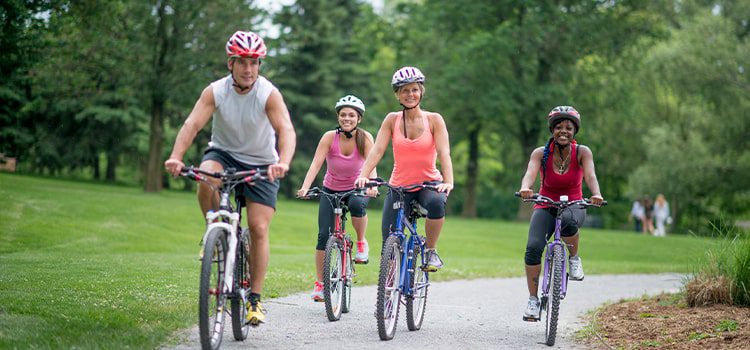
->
[[366, 179, 436, 341], [516, 192, 606, 346]]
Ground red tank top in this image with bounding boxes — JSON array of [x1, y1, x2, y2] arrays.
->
[[536, 143, 583, 209]]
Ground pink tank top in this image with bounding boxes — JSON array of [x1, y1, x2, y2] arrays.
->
[[323, 132, 365, 191], [390, 114, 442, 187], [536, 143, 583, 209]]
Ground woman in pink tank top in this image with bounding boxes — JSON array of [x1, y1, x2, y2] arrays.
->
[[355, 66, 454, 272], [297, 95, 378, 301], [517, 106, 604, 321]]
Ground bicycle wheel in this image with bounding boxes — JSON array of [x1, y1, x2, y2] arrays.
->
[[377, 235, 402, 340], [406, 245, 428, 331], [323, 237, 344, 321], [341, 239, 353, 314], [230, 228, 251, 341], [545, 244, 564, 346], [199, 228, 228, 350]]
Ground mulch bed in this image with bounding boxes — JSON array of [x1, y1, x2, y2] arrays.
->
[[584, 294, 750, 349]]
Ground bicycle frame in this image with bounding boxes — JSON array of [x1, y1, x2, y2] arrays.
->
[[389, 199, 427, 297], [541, 215, 569, 300]]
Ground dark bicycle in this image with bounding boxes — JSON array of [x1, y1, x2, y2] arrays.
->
[[516, 192, 606, 346], [180, 166, 267, 350], [298, 187, 366, 321], [365, 178, 436, 341]]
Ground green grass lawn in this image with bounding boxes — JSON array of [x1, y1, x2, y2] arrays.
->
[[0, 173, 712, 349]]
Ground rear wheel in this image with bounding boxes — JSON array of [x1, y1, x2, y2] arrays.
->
[[323, 237, 344, 321], [377, 235, 402, 340], [230, 228, 251, 341], [341, 239, 353, 314], [406, 245, 428, 331], [545, 244, 564, 346], [199, 228, 228, 350]]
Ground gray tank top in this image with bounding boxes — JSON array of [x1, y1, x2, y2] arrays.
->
[[208, 74, 279, 165]]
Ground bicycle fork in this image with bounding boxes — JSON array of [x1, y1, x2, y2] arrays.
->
[[201, 210, 241, 296]]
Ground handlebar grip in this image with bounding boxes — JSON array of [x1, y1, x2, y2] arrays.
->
[[514, 192, 521, 197]]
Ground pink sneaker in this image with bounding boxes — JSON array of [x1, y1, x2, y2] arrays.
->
[[355, 240, 369, 264], [311, 281, 324, 302]]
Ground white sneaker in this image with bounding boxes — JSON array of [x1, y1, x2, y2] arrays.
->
[[569, 256, 584, 281], [354, 240, 369, 264], [311, 281, 324, 302], [523, 296, 541, 321]]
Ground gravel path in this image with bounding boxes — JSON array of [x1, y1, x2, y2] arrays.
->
[[165, 273, 683, 349]]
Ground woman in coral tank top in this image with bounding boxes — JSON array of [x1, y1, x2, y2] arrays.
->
[[355, 66, 454, 272], [298, 95, 378, 301]]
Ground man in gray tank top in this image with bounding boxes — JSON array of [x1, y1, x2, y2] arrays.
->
[[164, 30, 296, 326]]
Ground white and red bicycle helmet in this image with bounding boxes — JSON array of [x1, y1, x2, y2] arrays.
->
[[226, 31, 267, 59], [391, 66, 425, 91], [335, 95, 366, 115]]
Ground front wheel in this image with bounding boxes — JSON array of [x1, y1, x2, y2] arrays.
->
[[230, 228, 251, 341], [377, 235, 402, 340], [545, 244, 564, 346], [323, 237, 344, 321], [406, 245, 428, 331], [199, 228, 228, 350]]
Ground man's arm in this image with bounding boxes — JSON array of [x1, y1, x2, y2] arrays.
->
[[265, 89, 296, 181], [164, 86, 216, 176]]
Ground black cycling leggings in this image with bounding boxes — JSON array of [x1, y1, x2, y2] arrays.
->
[[524, 207, 586, 265], [381, 186, 447, 244], [316, 187, 370, 250]]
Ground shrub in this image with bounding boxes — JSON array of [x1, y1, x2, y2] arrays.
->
[[685, 220, 750, 307]]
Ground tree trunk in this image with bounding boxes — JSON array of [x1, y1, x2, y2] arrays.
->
[[144, 104, 164, 192], [106, 150, 117, 182], [461, 125, 479, 218], [92, 154, 100, 180]]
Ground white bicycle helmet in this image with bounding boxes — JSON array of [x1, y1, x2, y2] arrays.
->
[[391, 66, 425, 91], [335, 95, 365, 115]]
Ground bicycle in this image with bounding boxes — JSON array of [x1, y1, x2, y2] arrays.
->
[[297, 187, 367, 321], [179, 166, 268, 350], [365, 179, 436, 341], [516, 192, 606, 346]]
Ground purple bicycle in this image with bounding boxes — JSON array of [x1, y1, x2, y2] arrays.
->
[[516, 193, 606, 346]]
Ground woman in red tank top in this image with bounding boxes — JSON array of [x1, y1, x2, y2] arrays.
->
[[354, 66, 454, 271], [517, 106, 604, 321]]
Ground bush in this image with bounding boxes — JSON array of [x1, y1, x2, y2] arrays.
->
[[685, 221, 750, 306]]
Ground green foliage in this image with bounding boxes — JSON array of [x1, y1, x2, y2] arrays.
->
[[715, 319, 738, 332]]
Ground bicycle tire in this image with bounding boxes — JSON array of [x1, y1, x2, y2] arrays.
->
[[199, 228, 228, 350], [341, 240, 353, 314], [230, 228, 251, 341], [323, 237, 344, 321], [545, 244, 564, 346], [406, 245, 428, 331], [377, 235, 402, 340]]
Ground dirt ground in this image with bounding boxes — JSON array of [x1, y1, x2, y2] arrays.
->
[[583, 294, 750, 349]]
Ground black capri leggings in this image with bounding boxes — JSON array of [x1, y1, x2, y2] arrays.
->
[[316, 187, 370, 250], [381, 186, 447, 244], [524, 207, 586, 265]]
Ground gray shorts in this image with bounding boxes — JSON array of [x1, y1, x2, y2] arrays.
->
[[202, 147, 279, 209]]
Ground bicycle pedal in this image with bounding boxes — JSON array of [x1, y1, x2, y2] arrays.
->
[[522, 315, 540, 322], [354, 259, 368, 264]]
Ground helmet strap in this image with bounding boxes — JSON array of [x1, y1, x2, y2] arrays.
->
[[336, 126, 355, 139]]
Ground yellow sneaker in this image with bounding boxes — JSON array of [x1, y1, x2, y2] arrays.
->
[[245, 301, 266, 326]]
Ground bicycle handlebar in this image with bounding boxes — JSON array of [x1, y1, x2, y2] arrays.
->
[[514, 192, 607, 208], [296, 187, 368, 200], [179, 166, 268, 184], [363, 178, 439, 192]]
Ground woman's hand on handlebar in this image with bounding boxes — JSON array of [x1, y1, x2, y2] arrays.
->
[[365, 187, 379, 197], [354, 177, 369, 189], [436, 182, 453, 195], [518, 188, 534, 199], [297, 188, 309, 198], [590, 194, 604, 206]]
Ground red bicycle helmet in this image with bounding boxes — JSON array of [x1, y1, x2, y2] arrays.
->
[[226, 31, 267, 59], [548, 106, 581, 133]]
